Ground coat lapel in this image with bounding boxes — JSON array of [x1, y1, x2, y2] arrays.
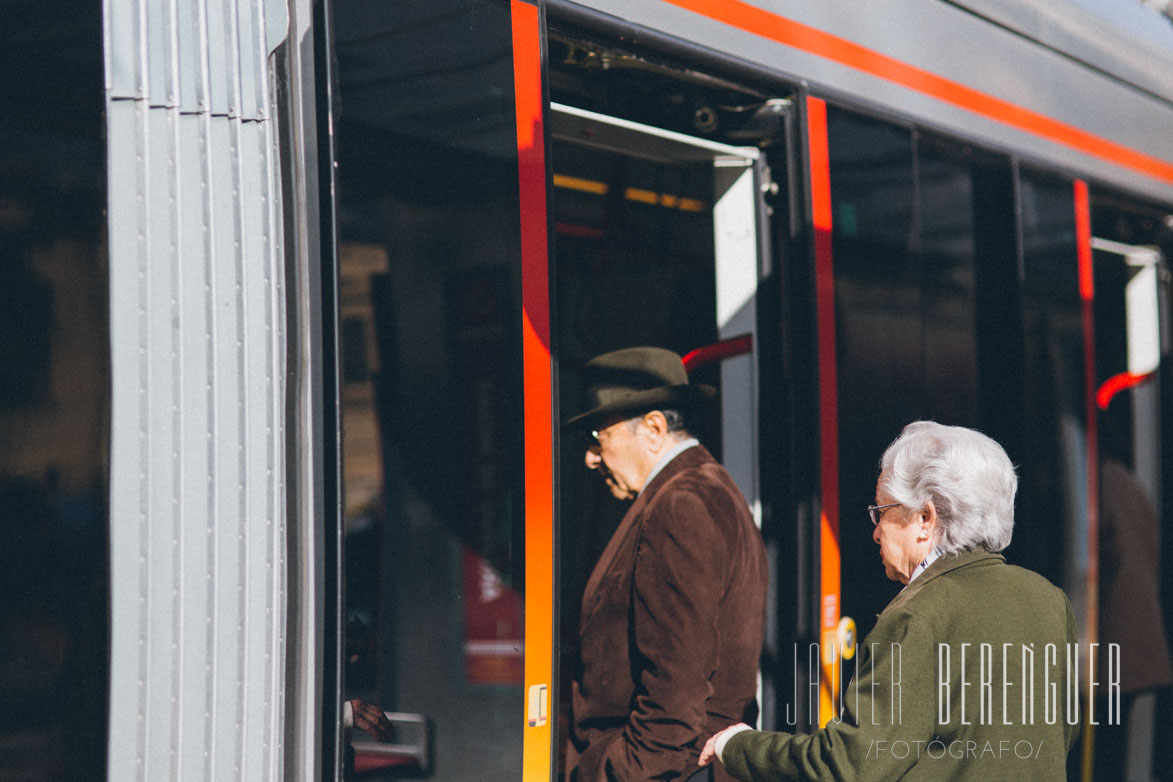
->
[[579, 491, 649, 619], [578, 445, 711, 624]]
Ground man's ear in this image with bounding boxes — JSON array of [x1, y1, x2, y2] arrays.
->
[[641, 410, 669, 444]]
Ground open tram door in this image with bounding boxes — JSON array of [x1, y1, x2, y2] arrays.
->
[[1090, 235, 1171, 781], [548, 100, 777, 753], [328, 2, 555, 778]]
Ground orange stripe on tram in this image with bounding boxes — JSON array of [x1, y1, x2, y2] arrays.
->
[[512, 2, 555, 779], [807, 96, 844, 727], [1074, 179, 1101, 782]]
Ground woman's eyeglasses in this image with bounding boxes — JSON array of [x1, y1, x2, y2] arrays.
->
[[867, 503, 901, 526]]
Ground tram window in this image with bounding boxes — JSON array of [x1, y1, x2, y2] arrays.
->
[[332, 1, 525, 778], [826, 107, 919, 633], [917, 134, 984, 423], [826, 106, 1015, 633], [0, 3, 109, 779], [1014, 170, 1087, 594]]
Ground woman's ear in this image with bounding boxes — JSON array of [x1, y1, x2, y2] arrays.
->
[[919, 500, 938, 541]]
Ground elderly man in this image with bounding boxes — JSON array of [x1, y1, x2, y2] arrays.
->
[[700, 421, 1080, 781], [565, 346, 768, 782]]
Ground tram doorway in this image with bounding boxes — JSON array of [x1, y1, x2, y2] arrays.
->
[[548, 102, 772, 761]]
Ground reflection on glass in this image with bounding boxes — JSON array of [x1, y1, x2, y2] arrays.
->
[[0, 4, 109, 779], [332, 0, 525, 778]]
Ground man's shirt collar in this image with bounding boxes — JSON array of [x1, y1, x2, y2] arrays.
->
[[639, 437, 699, 494]]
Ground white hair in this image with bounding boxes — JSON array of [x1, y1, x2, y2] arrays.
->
[[879, 421, 1016, 554]]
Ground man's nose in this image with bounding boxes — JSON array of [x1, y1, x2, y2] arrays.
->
[[872, 524, 881, 544], [585, 445, 602, 470]]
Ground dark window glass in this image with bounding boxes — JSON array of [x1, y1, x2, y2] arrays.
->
[[917, 135, 979, 423], [972, 158, 1023, 464], [827, 107, 920, 632], [1015, 171, 1086, 595], [0, 3, 109, 779], [827, 107, 1012, 633], [827, 110, 918, 424], [332, 1, 525, 777]]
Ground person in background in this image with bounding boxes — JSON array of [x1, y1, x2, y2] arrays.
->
[[343, 699, 395, 743], [700, 421, 1079, 782], [564, 347, 768, 782], [1096, 410, 1172, 780]]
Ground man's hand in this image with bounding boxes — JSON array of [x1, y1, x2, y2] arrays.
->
[[350, 699, 395, 742], [699, 723, 751, 767]]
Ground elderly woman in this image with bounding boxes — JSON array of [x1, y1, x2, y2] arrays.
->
[[700, 421, 1079, 781]]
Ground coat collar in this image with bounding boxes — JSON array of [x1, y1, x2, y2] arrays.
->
[[880, 547, 1004, 617]]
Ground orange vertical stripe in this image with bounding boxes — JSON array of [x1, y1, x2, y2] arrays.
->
[[1074, 179, 1099, 634], [808, 96, 842, 727], [1075, 181, 1095, 303], [660, 0, 1173, 190], [1074, 178, 1099, 781], [513, 2, 554, 780]]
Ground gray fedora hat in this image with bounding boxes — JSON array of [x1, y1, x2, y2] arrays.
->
[[566, 346, 715, 429]]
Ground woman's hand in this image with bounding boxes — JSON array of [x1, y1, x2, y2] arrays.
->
[[699, 723, 751, 767]]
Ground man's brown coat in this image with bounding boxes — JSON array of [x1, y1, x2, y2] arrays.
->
[[567, 445, 768, 781]]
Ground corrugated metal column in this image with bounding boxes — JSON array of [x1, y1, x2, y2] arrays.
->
[[103, 0, 291, 779]]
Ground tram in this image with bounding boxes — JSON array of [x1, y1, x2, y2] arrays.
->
[[2, 0, 1172, 779]]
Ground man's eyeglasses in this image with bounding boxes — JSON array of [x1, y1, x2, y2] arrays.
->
[[867, 503, 901, 526]]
